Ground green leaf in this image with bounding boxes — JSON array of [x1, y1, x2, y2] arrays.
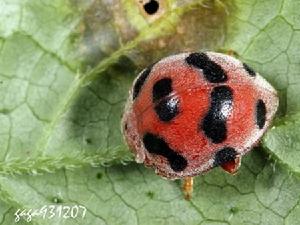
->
[[0, 151, 300, 225], [0, 0, 300, 224], [263, 113, 300, 174], [0, 203, 13, 224]]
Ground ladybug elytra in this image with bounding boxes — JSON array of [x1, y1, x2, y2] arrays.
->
[[122, 52, 278, 199]]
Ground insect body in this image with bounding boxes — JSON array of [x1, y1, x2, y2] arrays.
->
[[122, 52, 278, 199]]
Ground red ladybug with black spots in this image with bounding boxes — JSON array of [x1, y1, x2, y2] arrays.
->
[[122, 52, 278, 199]]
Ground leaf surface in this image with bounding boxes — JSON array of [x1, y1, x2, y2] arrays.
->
[[0, 0, 300, 224]]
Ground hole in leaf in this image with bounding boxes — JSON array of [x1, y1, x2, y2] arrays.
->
[[143, 0, 159, 15]]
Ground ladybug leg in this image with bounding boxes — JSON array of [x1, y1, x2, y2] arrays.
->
[[226, 49, 238, 57], [221, 154, 241, 175], [183, 177, 193, 200], [216, 48, 239, 57]]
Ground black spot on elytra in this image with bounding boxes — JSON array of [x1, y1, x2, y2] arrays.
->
[[243, 62, 256, 77], [143, 133, 187, 172], [213, 147, 237, 167], [144, 0, 159, 15], [152, 78, 172, 102], [185, 52, 227, 83], [256, 99, 266, 129], [201, 86, 233, 143], [132, 65, 152, 100], [154, 96, 179, 122]]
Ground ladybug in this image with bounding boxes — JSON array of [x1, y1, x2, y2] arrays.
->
[[122, 52, 278, 199]]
